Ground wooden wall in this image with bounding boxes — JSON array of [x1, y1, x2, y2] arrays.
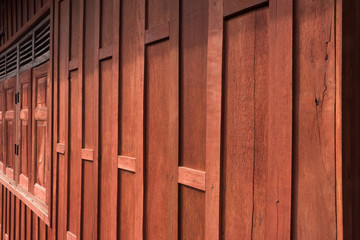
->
[[0, 0, 351, 239]]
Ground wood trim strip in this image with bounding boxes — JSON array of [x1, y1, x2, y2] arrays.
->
[[0, 1, 51, 53], [5, 168, 13, 180], [145, 21, 170, 44], [178, 167, 206, 191], [223, 0, 268, 17], [335, 0, 343, 239], [67, 231, 76, 240], [205, 0, 223, 239], [19, 174, 28, 191], [117, 156, 136, 173], [265, 0, 293, 239], [134, 0, 145, 238], [81, 149, 94, 162], [169, 0, 180, 238], [56, 143, 65, 154], [75, 0, 84, 238], [68, 58, 78, 71], [98, 46, 112, 60]]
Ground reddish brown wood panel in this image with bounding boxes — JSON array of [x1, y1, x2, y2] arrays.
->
[[221, 6, 268, 239], [292, 0, 337, 239], [0, 0, 351, 239]]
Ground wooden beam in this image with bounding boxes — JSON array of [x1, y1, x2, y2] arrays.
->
[[67, 231, 76, 240], [117, 155, 136, 173], [265, 0, 293, 239], [145, 21, 170, 45], [178, 167, 206, 191]]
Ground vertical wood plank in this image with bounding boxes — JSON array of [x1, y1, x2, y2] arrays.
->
[[134, 0, 145, 238], [336, 0, 343, 239], [169, 0, 179, 239], [204, 0, 223, 239], [265, 0, 293, 239]]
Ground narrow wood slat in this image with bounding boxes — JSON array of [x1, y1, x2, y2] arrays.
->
[[335, 0, 343, 239], [265, 0, 293, 239], [178, 167, 206, 191], [81, 148, 94, 162], [117, 155, 136, 173], [98, 46, 112, 60], [68, 58, 78, 71], [134, 0, 145, 238], [205, 0, 223, 239], [66, 231, 76, 240], [145, 21, 170, 44], [56, 143, 65, 154], [224, 0, 268, 17]]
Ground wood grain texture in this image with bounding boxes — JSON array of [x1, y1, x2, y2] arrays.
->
[[292, 0, 336, 239], [205, 0, 222, 239], [178, 167, 205, 191]]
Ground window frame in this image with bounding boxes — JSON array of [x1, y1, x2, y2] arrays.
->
[[0, 14, 52, 226]]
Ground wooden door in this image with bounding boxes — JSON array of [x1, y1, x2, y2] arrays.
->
[[32, 62, 49, 204], [19, 69, 32, 190], [3, 77, 16, 180]]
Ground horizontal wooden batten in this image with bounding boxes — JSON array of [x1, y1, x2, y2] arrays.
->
[[19, 109, 29, 121], [223, 0, 268, 17], [145, 22, 170, 44], [81, 149, 94, 162], [117, 155, 136, 173], [4, 110, 14, 120], [56, 143, 65, 154], [34, 107, 48, 121], [68, 58, 79, 71], [99, 46, 113, 60], [0, 171, 49, 225], [67, 231, 76, 240], [178, 166, 206, 191]]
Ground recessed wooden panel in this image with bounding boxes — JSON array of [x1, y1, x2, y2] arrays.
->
[[4, 77, 15, 178], [19, 70, 32, 186], [221, 7, 269, 239], [145, 40, 173, 239]]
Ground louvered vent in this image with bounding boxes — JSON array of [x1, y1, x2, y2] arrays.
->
[[0, 55, 5, 79], [6, 48, 17, 75], [19, 36, 33, 68], [0, 15, 50, 80], [34, 20, 50, 59]]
